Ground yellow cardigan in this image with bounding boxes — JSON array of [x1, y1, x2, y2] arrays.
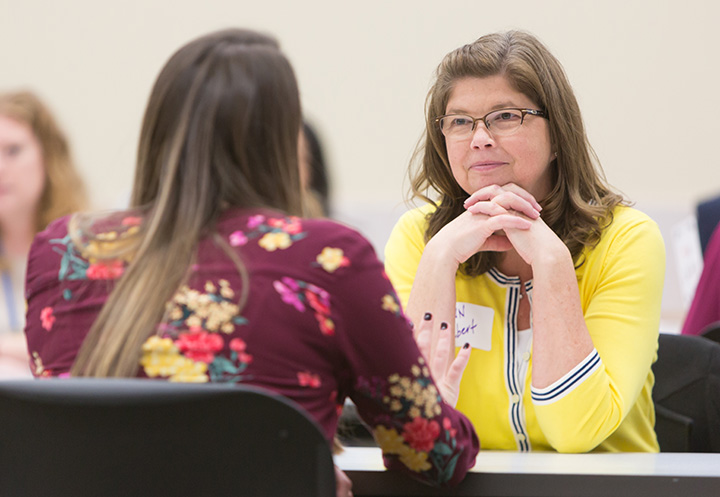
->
[[385, 205, 665, 452]]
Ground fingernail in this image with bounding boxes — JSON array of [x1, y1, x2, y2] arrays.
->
[[423, 312, 432, 321], [463, 343, 470, 349], [440, 322, 448, 330]]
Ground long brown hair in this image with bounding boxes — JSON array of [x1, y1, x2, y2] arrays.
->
[[71, 28, 303, 376], [411, 31, 623, 276], [0, 91, 87, 233]]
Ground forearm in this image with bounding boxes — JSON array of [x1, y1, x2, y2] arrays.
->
[[405, 237, 459, 329], [530, 246, 594, 389]]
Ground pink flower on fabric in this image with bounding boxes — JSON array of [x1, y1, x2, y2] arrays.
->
[[297, 371, 321, 388], [315, 313, 335, 336], [268, 218, 285, 229], [306, 290, 330, 316], [402, 417, 441, 452], [283, 217, 303, 235], [247, 215, 265, 229], [40, 307, 55, 331], [121, 216, 143, 226], [175, 330, 224, 363], [229, 338, 247, 352], [230, 338, 254, 364], [273, 280, 305, 312], [229, 230, 248, 247], [442, 417, 457, 438], [281, 277, 301, 292], [307, 283, 329, 303], [86, 260, 124, 280]]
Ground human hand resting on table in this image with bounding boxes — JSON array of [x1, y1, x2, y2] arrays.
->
[[463, 183, 568, 266], [335, 465, 353, 497], [414, 312, 471, 408]]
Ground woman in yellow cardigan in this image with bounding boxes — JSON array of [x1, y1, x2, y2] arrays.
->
[[385, 30, 665, 452]]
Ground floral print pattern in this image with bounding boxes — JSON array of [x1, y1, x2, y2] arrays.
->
[[25, 208, 478, 487], [164, 280, 246, 335], [315, 247, 350, 273], [49, 217, 139, 285], [356, 357, 464, 484], [229, 214, 307, 252], [273, 277, 335, 336], [40, 307, 55, 331], [140, 280, 253, 384]]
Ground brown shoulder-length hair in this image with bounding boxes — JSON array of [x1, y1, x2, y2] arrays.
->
[[0, 91, 87, 232], [410, 30, 624, 276], [71, 28, 303, 377]]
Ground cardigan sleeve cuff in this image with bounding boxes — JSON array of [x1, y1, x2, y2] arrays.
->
[[531, 348, 602, 405]]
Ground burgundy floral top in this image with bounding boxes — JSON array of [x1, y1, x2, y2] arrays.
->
[[24, 207, 478, 486]]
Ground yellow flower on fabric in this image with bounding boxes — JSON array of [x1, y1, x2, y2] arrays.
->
[[399, 448, 432, 473], [259, 232, 292, 251], [411, 365, 421, 377], [186, 315, 202, 328], [169, 307, 183, 321], [96, 231, 118, 241], [168, 360, 209, 383], [204, 281, 216, 294], [381, 294, 399, 314], [140, 336, 209, 383], [374, 426, 407, 455], [142, 336, 176, 354], [389, 385, 404, 397], [316, 247, 349, 273], [408, 406, 421, 419], [219, 279, 234, 299]]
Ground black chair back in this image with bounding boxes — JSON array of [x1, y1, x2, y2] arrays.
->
[[0, 378, 335, 496], [652, 333, 720, 452]]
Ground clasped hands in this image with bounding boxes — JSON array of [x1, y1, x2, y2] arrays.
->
[[439, 182, 559, 267]]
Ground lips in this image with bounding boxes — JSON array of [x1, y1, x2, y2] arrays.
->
[[468, 161, 507, 171]]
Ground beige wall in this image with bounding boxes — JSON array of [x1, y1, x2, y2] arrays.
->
[[2, 0, 718, 329]]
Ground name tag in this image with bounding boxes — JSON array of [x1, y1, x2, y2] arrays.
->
[[455, 302, 494, 350]]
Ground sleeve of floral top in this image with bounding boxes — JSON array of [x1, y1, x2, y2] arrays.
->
[[23, 216, 127, 377], [320, 226, 479, 487]]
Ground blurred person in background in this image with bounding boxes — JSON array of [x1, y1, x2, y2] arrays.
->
[[299, 120, 331, 217], [0, 90, 87, 377]]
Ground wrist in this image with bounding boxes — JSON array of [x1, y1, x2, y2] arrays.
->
[[531, 241, 573, 276], [425, 236, 462, 273]]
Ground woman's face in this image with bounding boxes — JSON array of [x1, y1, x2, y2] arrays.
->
[[0, 114, 47, 220], [443, 75, 555, 200]]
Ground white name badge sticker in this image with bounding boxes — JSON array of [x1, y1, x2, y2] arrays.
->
[[455, 302, 494, 351]]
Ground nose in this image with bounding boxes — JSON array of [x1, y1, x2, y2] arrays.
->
[[469, 122, 495, 149]]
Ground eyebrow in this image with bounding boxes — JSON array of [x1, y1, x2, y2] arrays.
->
[[445, 101, 523, 115]]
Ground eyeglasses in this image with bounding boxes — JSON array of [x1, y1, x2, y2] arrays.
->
[[435, 108, 547, 140]]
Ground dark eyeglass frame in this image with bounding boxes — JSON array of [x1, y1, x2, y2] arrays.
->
[[434, 108, 548, 138]]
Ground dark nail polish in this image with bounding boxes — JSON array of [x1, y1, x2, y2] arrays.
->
[[423, 312, 432, 321], [440, 322, 448, 330], [463, 343, 470, 349]]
